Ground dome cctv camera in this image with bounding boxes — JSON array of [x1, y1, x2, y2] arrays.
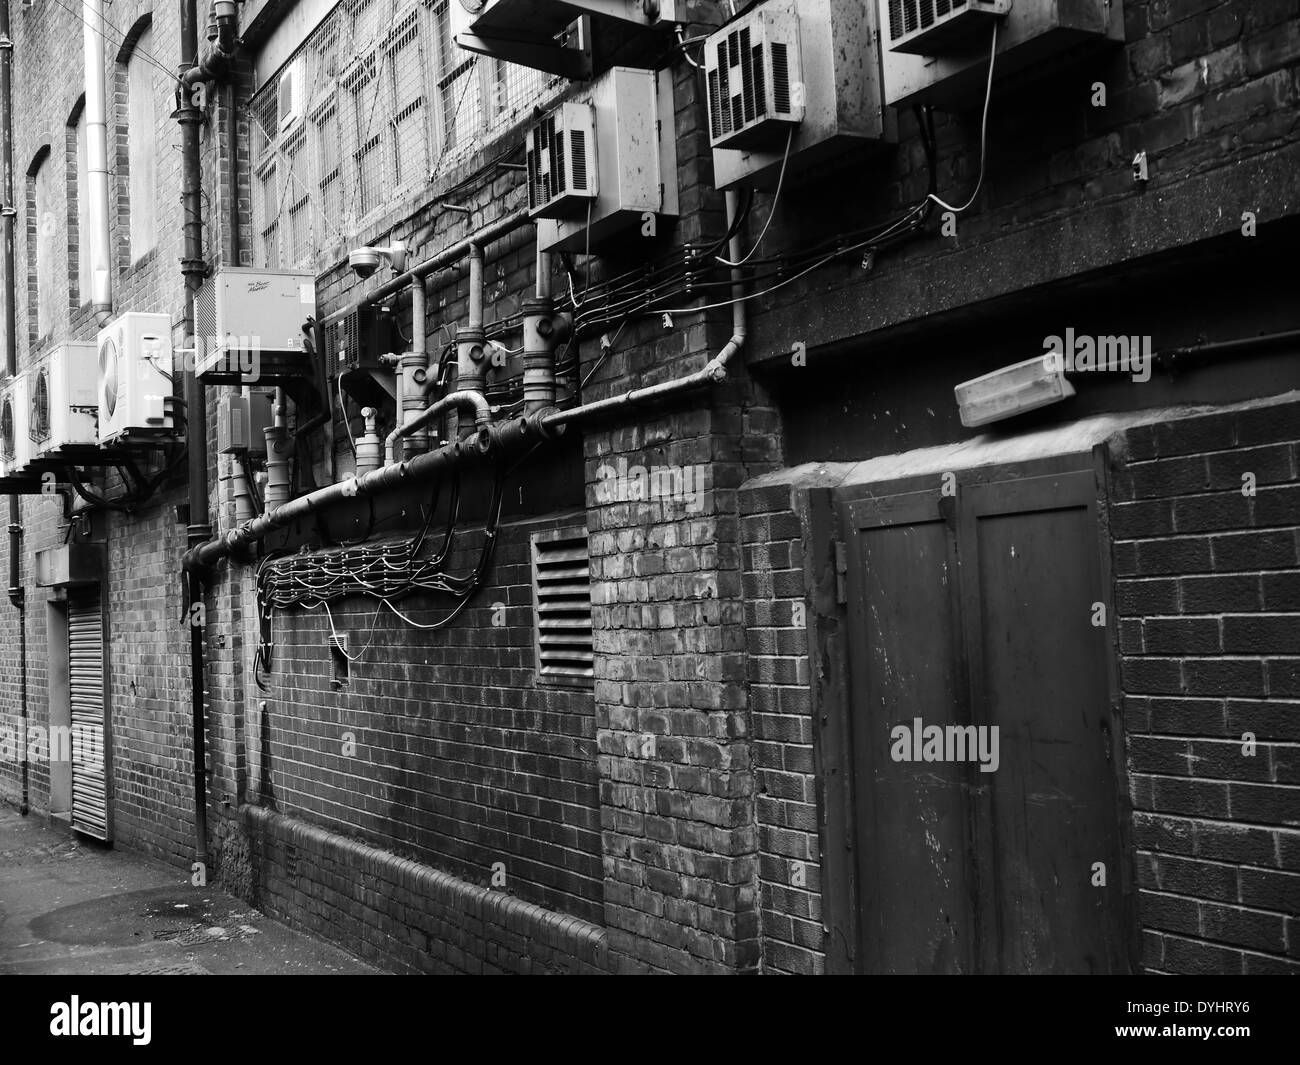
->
[[348, 247, 383, 279]]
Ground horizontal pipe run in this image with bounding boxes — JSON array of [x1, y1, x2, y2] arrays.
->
[[184, 409, 561, 574], [385, 390, 492, 465]]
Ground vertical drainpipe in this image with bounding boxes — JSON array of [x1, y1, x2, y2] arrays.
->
[[522, 246, 564, 415], [84, 0, 112, 325], [1, 0, 28, 816], [455, 244, 486, 436], [178, 0, 210, 871], [397, 278, 428, 458]]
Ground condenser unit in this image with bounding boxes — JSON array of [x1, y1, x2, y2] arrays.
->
[[710, 0, 889, 192], [194, 267, 316, 382], [0, 374, 32, 476], [326, 305, 399, 409], [526, 102, 598, 219], [97, 312, 173, 444], [534, 66, 678, 255], [704, 1, 804, 152], [879, 0, 1125, 109], [885, 0, 1011, 55], [30, 342, 98, 458]]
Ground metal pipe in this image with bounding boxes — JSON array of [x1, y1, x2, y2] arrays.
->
[[83, 0, 112, 325], [397, 278, 428, 453], [384, 389, 491, 464], [327, 210, 531, 326], [180, 10, 236, 86], [184, 409, 562, 573], [179, 0, 209, 872], [542, 190, 749, 429], [455, 244, 488, 426]]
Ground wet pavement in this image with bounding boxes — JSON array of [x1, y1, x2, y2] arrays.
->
[[0, 807, 377, 975]]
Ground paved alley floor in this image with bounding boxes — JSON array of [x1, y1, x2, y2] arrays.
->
[[0, 807, 377, 975]]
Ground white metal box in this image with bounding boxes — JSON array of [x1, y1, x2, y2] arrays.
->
[[527, 102, 599, 218], [711, 0, 888, 192], [97, 312, 174, 444], [194, 267, 316, 380], [30, 342, 99, 458], [0, 373, 32, 476], [535, 67, 678, 255], [879, 0, 1124, 110], [705, 1, 804, 152]]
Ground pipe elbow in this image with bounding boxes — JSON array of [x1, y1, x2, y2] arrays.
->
[[93, 304, 113, 328]]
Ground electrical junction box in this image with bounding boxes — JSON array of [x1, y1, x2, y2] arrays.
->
[[879, 0, 1124, 110], [534, 66, 678, 255], [0, 373, 33, 476], [193, 267, 316, 383], [217, 390, 275, 456], [710, 0, 889, 192], [30, 342, 99, 459], [97, 312, 174, 444]]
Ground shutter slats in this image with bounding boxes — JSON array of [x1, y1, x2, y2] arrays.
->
[[532, 531, 593, 683], [69, 596, 109, 841]]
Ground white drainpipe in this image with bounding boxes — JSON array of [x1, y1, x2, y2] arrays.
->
[[84, 0, 112, 325]]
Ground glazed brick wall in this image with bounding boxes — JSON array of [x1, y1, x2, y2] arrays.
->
[[243, 514, 603, 925], [1108, 395, 1300, 974]]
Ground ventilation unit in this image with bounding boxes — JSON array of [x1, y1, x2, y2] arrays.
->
[[97, 312, 174, 444], [709, 0, 889, 192], [704, 0, 804, 152], [30, 343, 99, 459], [277, 57, 305, 131], [194, 267, 316, 383], [325, 304, 399, 409], [884, 0, 1011, 55], [0, 374, 32, 477], [526, 102, 598, 219], [534, 66, 678, 254], [879, 0, 1125, 109], [531, 528, 594, 685]]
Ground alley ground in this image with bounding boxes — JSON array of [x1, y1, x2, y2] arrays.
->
[[0, 807, 376, 975]]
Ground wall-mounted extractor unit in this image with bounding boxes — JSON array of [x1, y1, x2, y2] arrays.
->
[[533, 66, 678, 255], [527, 102, 598, 218], [885, 0, 1011, 55], [704, 0, 804, 152], [97, 312, 174, 444], [325, 304, 399, 409], [194, 267, 316, 384], [457, 0, 682, 80], [708, 0, 889, 192], [879, 0, 1124, 110], [0, 373, 33, 477], [30, 342, 99, 459]]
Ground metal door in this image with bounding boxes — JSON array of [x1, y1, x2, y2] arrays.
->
[[69, 592, 110, 840]]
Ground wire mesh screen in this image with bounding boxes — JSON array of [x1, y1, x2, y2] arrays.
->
[[250, 0, 562, 270]]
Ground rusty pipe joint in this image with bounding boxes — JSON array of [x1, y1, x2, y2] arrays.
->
[[385, 389, 491, 465]]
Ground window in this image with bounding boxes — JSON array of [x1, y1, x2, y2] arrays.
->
[[531, 528, 594, 686], [126, 24, 158, 261], [72, 107, 90, 304], [29, 149, 59, 340]]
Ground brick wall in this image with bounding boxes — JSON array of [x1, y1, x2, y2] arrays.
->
[[1109, 395, 1300, 974]]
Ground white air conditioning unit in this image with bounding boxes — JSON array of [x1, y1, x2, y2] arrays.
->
[[0, 374, 32, 476], [194, 268, 316, 381], [884, 0, 1011, 55], [705, 0, 804, 152], [30, 342, 98, 458], [533, 66, 678, 255], [526, 102, 598, 219], [97, 312, 173, 444]]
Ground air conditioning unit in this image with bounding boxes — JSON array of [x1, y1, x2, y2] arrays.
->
[[526, 103, 598, 219], [194, 268, 316, 382], [30, 342, 98, 458], [326, 305, 399, 409], [885, 0, 1010, 55], [710, 0, 889, 192], [879, 0, 1125, 109], [534, 66, 678, 255], [0, 374, 32, 476], [704, 1, 804, 152], [97, 312, 173, 444]]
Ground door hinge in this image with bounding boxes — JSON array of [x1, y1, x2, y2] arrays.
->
[[834, 540, 848, 604]]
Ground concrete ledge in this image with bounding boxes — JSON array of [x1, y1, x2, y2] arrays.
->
[[239, 805, 609, 974]]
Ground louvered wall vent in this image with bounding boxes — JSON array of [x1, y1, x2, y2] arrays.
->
[[531, 528, 594, 685]]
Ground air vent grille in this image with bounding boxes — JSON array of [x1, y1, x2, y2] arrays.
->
[[532, 529, 594, 684], [704, 2, 803, 152], [885, 0, 1008, 54]]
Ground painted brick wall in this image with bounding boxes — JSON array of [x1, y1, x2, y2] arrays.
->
[[1109, 395, 1300, 974]]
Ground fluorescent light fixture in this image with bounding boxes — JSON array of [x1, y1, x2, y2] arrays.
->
[[954, 355, 1076, 429]]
